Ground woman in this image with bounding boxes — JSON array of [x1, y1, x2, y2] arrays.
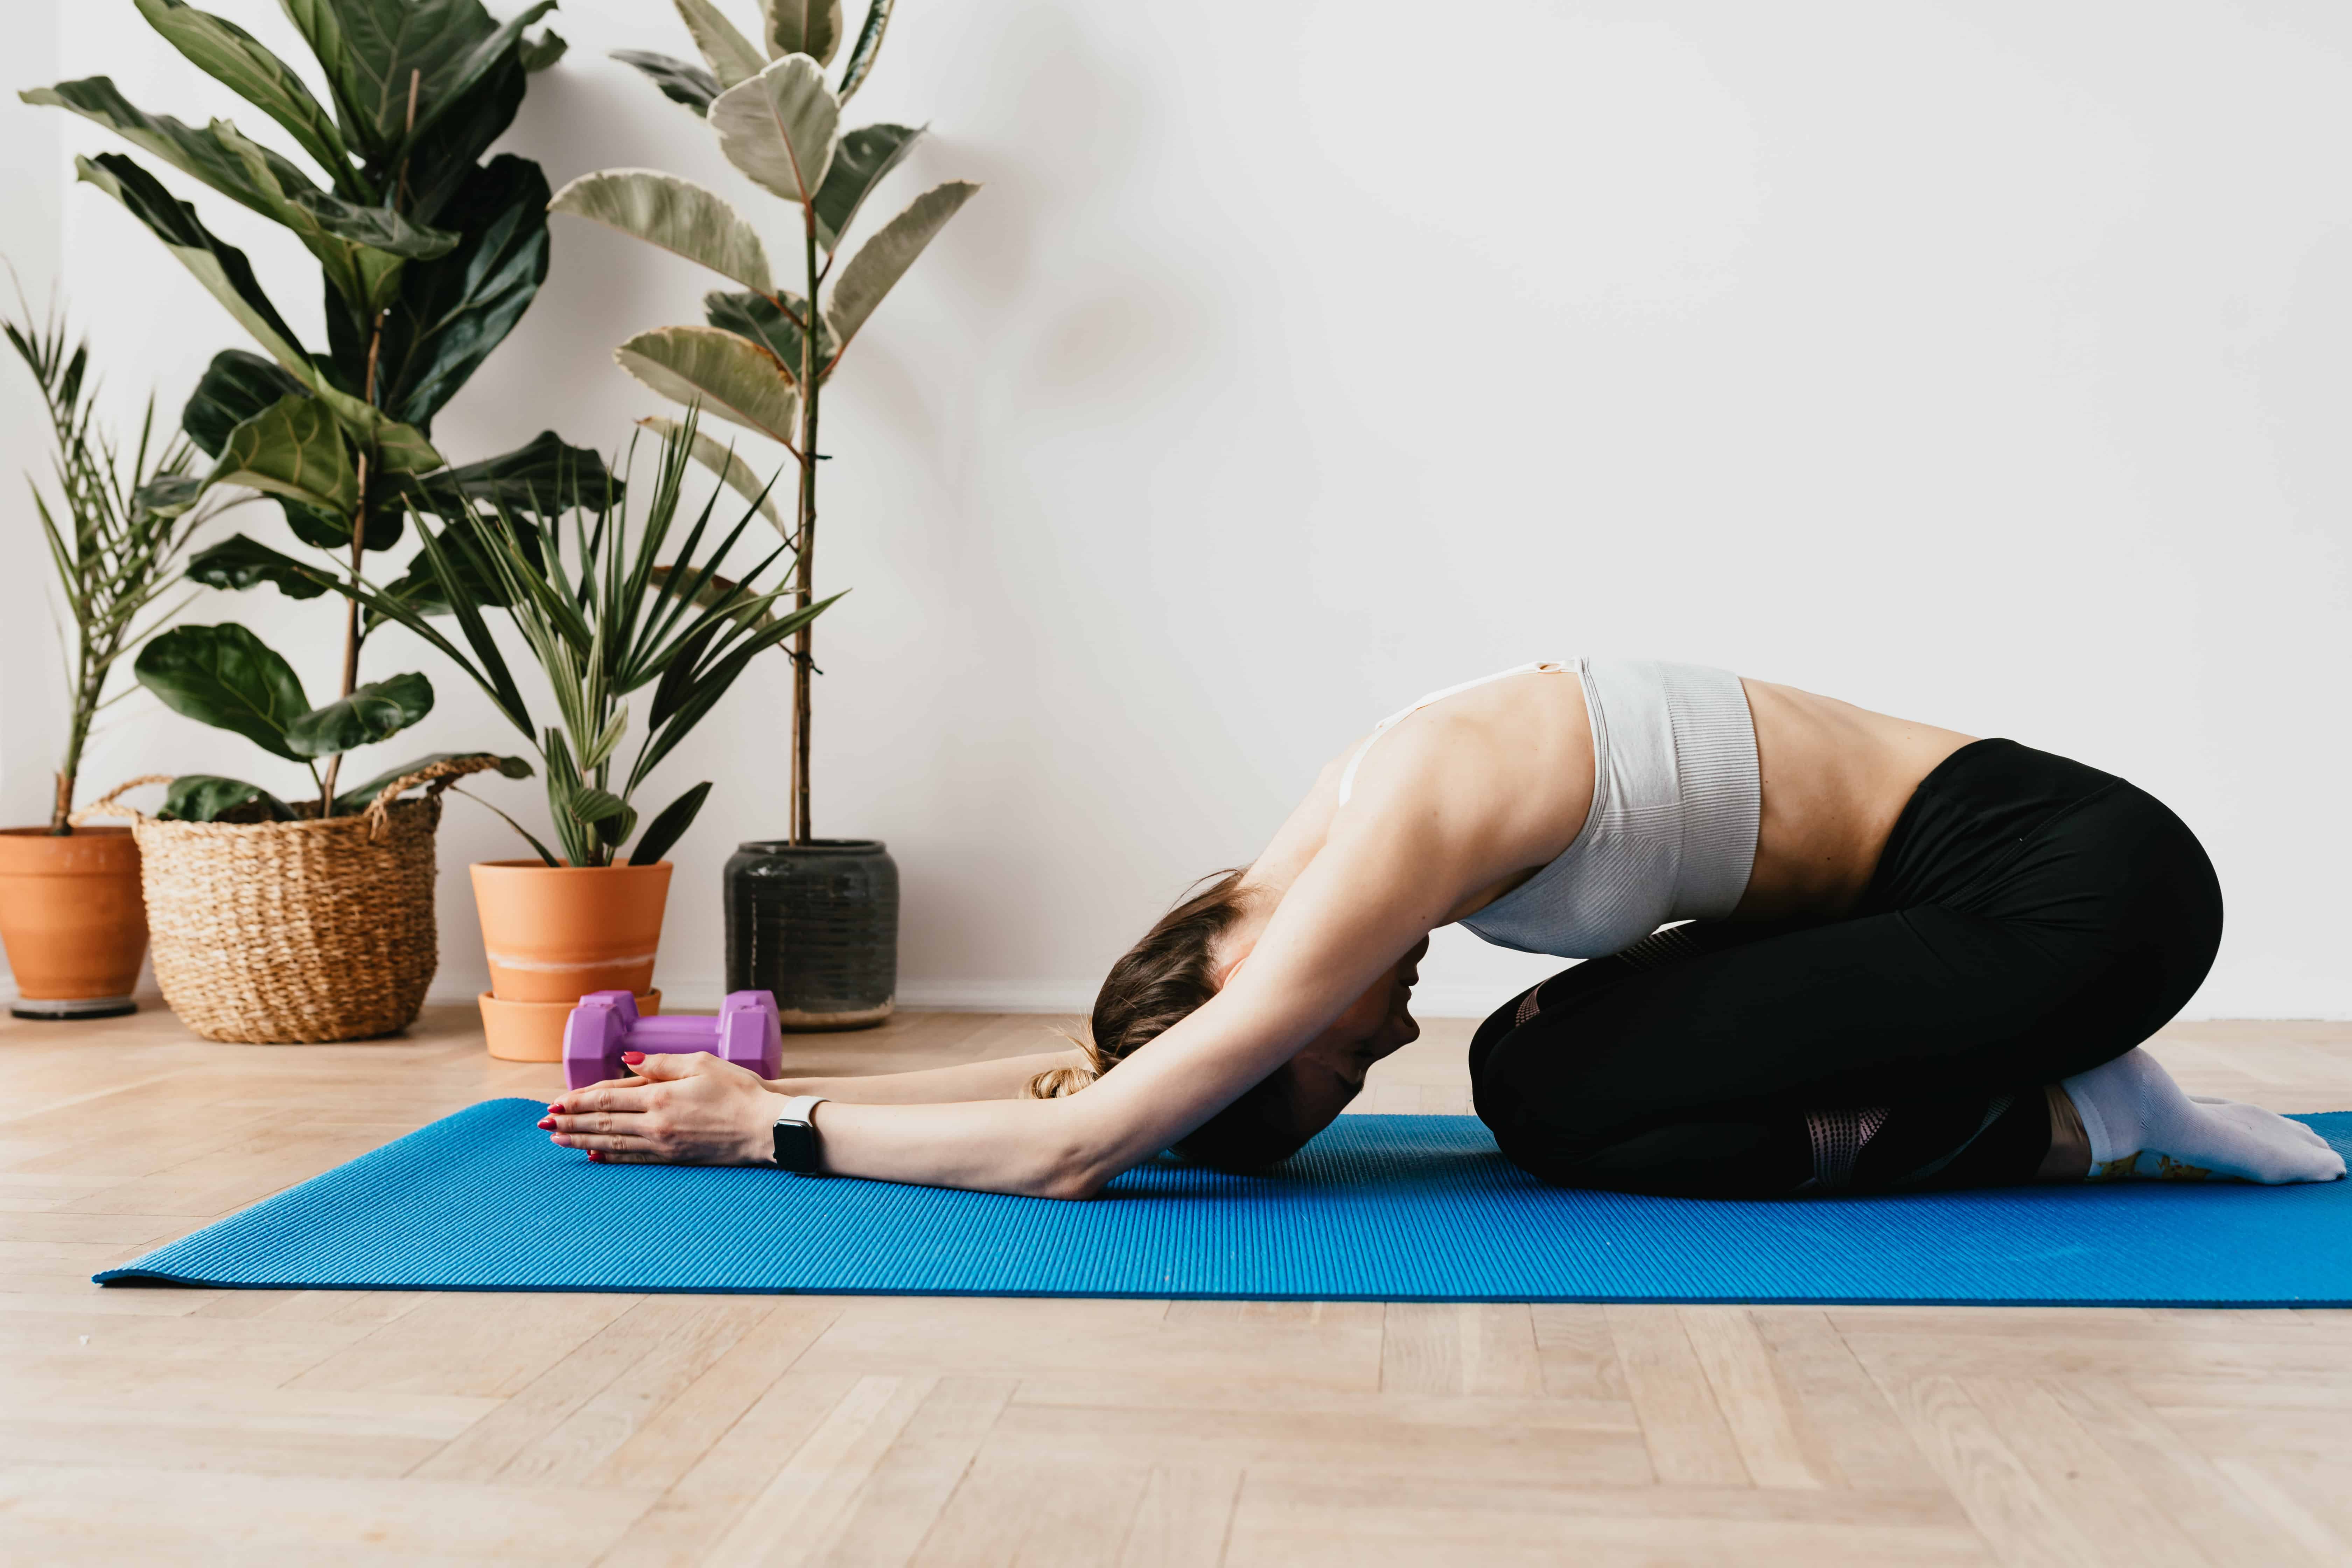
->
[[544, 658, 2343, 1196]]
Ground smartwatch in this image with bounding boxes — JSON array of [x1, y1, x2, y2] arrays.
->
[[772, 1095, 827, 1174]]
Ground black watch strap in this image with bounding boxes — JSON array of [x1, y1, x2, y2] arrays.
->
[[772, 1095, 826, 1174]]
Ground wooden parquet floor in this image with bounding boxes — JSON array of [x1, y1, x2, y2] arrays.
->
[[0, 1006, 2346, 1565]]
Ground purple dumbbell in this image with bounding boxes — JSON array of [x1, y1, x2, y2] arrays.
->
[[562, 989, 784, 1089]]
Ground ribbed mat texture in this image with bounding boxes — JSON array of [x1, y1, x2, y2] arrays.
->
[[98, 1100, 2352, 1305]]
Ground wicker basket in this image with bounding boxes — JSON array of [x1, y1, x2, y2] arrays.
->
[[79, 757, 505, 1044]]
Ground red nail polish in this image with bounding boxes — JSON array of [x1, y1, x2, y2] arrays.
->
[[622, 1051, 644, 1065], [587, 1150, 603, 1162], [538, 1117, 555, 1129]]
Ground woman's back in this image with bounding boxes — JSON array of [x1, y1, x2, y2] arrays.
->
[[1322, 661, 1977, 937]]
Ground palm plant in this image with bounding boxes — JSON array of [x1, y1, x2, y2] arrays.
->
[[4, 303, 227, 833], [552, 0, 976, 844], [326, 413, 839, 867], [23, 0, 609, 818]]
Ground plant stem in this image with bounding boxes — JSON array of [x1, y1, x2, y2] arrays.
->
[[51, 652, 96, 835], [793, 189, 820, 845], [323, 71, 415, 819], [320, 326, 379, 818]]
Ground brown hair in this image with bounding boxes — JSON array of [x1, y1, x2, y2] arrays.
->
[[1027, 868, 1309, 1169]]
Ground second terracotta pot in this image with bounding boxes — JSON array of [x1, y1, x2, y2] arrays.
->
[[470, 860, 674, 1003], [0, 826, 147, 1019]]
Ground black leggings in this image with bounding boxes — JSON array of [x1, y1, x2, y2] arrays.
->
[[1468, 739, 2223, 1198]]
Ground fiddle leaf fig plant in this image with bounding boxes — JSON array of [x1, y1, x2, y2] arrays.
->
[[557, 0, 973, 845], [23, 0, 605, 819]]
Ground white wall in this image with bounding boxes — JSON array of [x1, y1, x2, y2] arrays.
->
[[4, 0, 2348, 1018]]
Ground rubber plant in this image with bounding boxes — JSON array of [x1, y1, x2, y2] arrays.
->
[[553, 0, 975, 843], [4, 303, 229, 832], [321, 411, 840, 867], [22, 0, 605, 821]]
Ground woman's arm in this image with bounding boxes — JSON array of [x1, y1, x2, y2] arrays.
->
[[549, 716, 1535, 1195], [548, 821, 1449, 1196], [765, 1048, 1086, 1104]]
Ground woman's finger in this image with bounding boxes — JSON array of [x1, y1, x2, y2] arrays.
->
[[551, 1129, 659, 1153], [553, 1083, 656, 1116], [546, 1105, 658, 1142], [570, 1071, 646, 1097], [625, 1050, 733, 1080]]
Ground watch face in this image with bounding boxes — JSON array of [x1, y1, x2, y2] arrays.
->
[[773, 1118, 819, 1173]]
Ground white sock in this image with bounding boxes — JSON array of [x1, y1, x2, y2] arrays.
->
[[2059, 1049, 2344, 1184]]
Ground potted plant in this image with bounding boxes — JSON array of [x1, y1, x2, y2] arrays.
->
[[329, 412, 836, 1059], [553, 0, 978, 1027], [0, 306, 220, 1019], [22, 0, 600, 1042]]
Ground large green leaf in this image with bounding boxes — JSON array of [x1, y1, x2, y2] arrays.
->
[[134, 0, 356, 190], [75, 157, 418, 458], [636, 416, 785, 534], [614, 326, 799, 446], [209, 393, 360, 515], [548, 169, 772, 294], [135, 623, 310, 761], [281, 0, 542, 156], [398, 49, 526, 226], [811, 121, 918, 250], [708, 54, 838, 205], [180, 362, 416, 548], [183, 349, 310, 457], [611, 49, 718, 115], [180, 396, 402, 544], [402, 429, 618, 518], [520, 29, 567, 71], [157, 774, 300, 822], [331, 750, 531, 814], [73, 154, 312, 381], [187, 533, 330, 599], [284, 671, 434, 758], [833, 0, 892, 103], [370, 154, 550, 429], [824, 180, 978, 355], [27, 78, 454, 307], [762, 0, 841, 64], [372, 420, 443, 474], [333, 750, 532, 813], [394, 0, 559, 165], [673, 0, 766, 90], [628, 779, 710, 865], [703, 289, 833, 384]]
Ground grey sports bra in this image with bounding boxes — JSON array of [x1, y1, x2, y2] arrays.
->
[[1336, 657, 1761, 958]]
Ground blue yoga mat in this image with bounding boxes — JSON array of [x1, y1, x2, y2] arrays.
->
[[98, 1099, 2352, 1306]]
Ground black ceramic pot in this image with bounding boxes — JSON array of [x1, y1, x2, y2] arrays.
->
[[723, 839, 899, 1030]]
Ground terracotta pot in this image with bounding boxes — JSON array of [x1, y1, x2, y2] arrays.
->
[[480, 988, 661, 1062], [471, 861, 673, 1062], [0, 826, 148, 1019], [470, 853, 672, 1020]]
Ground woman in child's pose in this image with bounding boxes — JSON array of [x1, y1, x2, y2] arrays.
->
[[547, 659, 2343, 1196]]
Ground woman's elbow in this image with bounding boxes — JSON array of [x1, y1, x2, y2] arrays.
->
[[1032, 1139, 1115, 1200], [1027, 1119, 1123, 1200], [1037, 1166, 1107, 1201]]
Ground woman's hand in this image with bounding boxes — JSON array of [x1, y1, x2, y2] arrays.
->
[[541, 1051, 779, 1166]]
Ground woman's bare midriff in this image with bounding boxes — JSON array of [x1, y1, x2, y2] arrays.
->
[[1733, 678, 1976, 919], [1426, 673, 1974, 927]]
